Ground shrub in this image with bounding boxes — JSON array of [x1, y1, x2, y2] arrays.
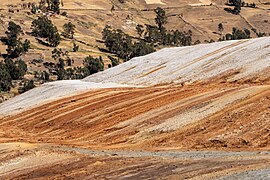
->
[[19, 80, 35, 93], [62, 22, 76, 39]]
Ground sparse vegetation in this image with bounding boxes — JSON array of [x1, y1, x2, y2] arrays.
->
[[102, 7, 192, 61]]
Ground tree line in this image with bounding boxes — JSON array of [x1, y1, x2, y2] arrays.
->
[[102, 7, 193, 61]]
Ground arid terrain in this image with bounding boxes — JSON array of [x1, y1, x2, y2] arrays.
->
[[0, 0, 269, 66], [0, 35, 269, 178]]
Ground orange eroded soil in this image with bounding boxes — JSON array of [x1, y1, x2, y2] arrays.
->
[[0, 83, 269, 151]]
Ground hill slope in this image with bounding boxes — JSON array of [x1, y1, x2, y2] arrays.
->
[[0, 36, 269, 178], [0, 37, 269, 116], [84, 37, 270, 85]]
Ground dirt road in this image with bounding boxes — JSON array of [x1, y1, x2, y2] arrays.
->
[[0, 142, 270, 179]]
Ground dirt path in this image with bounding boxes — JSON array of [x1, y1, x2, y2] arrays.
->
[[0, 142, 270, 179]]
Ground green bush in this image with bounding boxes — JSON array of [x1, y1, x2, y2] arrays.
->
[[19, 80, 35, 94]]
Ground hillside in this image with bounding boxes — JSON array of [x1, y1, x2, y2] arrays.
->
[[1, 37, 269, 115], [0, 0, 269, 103], [85, 37, 270, 85], [0, 37, 269, 178], [0, 0, 269, 67]]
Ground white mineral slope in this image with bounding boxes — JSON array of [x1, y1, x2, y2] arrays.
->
[[0, 80, 131, 116], [0, 37, 269, 116], [84, 37, 270, 86]]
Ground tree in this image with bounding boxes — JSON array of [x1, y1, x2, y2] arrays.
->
[[226, 0, 242, 14], [5, 22, 30, 58], [102, 26, 133, 61], [131, 41, 155, 58], [50, 48, 74, 79], [154, 7, 167, 31], [224, 27, 251, 40], [0, 61, 12, 92], [56, 66, 66, 80], [31, 3, 37, 14], [233, 3, 241, 14], [47, 0, 60, 14], [83, 55, 104, 75], [52, 48, 72, 67], [62, 22, 76, 39], [144, 24, 161, 44], [108, 56, 119, 67], [73, 43, 79, 52], [19, 80, 35, 93], [5, 58, 27, 80], [0, 58, 28, 92], [5, 21, 22, 40], [218, 23, 224, 35], [102, 25, 156, 61], [32, 16, 61, 47], [136, 24, 144, 38]]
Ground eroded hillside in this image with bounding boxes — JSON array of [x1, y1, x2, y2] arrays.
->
[[0, 83, 269, 151], [0, 36, 269, 178]]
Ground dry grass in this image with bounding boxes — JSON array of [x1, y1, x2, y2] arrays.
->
[[0, 0, 269, 71]]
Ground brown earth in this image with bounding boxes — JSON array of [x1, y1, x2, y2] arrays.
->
[[0, 81, 270, 178], [1, 142, 270, 179], [0, 82, 269, 151]]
